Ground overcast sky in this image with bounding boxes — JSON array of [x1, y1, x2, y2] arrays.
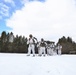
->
[[0, 0, 76, 43]]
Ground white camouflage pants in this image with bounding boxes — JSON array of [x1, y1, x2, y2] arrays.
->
[[28, 44, 35, 55], [58, 49, 61, 55], [39, 47, 46, 56]]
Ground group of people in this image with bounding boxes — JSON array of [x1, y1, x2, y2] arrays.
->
[[27, 34, 62, 56]]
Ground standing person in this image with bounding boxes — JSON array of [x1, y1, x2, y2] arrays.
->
[[27, 34, 36, 56], [50, 42, 55, 55], [37, 42, 40, 55], [39, 38, 46, 56], [46, 41, 51, 56], [57, 44, 62, 55]]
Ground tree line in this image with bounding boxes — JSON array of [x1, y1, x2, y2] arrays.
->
[[0, 31, 76, 54], [0, 31, 27, 53], [58, 36, 76, 54]]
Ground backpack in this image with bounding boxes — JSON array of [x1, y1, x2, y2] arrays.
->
[[40, 42, 46, 47]]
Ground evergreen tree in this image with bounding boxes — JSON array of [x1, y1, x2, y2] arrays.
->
[[58, 36, 76, 54], [67, 37, 72, 43], [1, 31, 7, 43]]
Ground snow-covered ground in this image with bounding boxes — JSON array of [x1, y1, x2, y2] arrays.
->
[[0, 53, 76, 75]]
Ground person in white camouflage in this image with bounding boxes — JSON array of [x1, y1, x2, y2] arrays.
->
[[46, 41, 51, 56], [38, 38, 46, 56], [27, 34, 36, 56], [50, 42, 55, 55], [56, 44, 62, 55]]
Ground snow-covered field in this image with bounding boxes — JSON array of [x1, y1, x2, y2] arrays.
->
[[0, 53, 76, 75]]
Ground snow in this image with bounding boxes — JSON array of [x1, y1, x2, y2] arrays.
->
[[0, 53, 76, 75]]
